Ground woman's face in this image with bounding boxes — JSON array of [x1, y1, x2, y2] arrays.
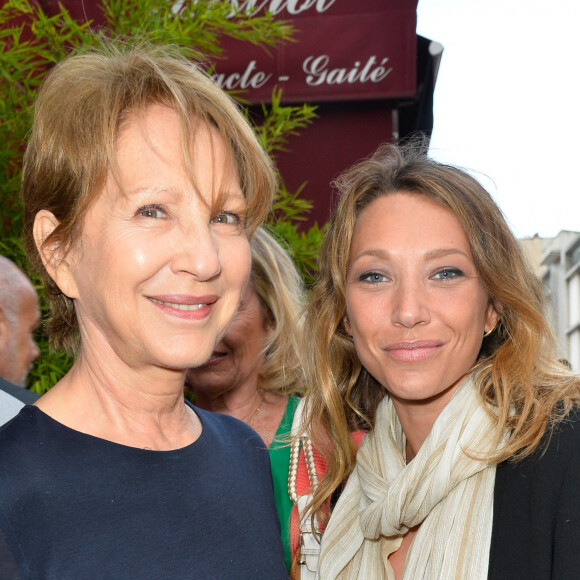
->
[[185, 284, 271, 397], [61, 106, 251, 371], [345, 192, 498, 413]]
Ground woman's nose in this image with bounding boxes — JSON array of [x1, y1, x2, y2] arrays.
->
[[171, 223, 221, 281], [390, 278, 430, 328]]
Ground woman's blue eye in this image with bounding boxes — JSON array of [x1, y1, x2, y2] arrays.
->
[[138, 205, 166, 219], [211, 212, 240, 225], [359, 272, 386, 283], [433, 268, 463, 280]]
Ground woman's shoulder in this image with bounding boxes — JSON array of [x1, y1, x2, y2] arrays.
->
[[497, 405, 580, 479], [0, 406, 60, 492], [538, 405, 580, 464], [493, 405, 580, 514], [0, 405, 48, 449], [553, 404, 580, 434], [191, 404, 269, 452]]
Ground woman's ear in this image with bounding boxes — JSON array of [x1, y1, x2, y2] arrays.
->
[[343, 315, 352, 336], [33, 210, 79, 299], [484, 301, 501, 335]]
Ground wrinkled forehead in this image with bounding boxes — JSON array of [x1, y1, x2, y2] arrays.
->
[[115, 105, 233, 168], [109, 105, 242, 209]]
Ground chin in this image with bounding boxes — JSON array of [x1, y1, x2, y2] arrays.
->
[[151, 350, 213, 372]]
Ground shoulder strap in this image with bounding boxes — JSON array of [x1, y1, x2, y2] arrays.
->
[[288, 398, 321, 579], [289, 398, 318, 501]]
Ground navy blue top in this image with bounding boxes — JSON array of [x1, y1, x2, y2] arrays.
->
[[0, 404, 287, 579]]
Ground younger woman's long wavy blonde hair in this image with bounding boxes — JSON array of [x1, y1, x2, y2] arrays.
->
[[303, 142, 580, 520]]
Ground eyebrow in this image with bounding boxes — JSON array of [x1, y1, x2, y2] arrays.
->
[[126, 186, 181, 200], [351, 247, 472, 262], [423, 248, 472, 261]]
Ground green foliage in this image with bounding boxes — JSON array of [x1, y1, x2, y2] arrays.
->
[[252, 88, 323, 283], [256, 88, 317, 156], [0, 0, 92, 241], [0, 0, 323, 393], [266, 220, 327, 288], [101, 0, 295, 56]]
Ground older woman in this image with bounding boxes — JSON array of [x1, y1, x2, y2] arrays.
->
[[0, 44, 288, 578], [302, 143, 580, 579], [186, 225, 305, 570]]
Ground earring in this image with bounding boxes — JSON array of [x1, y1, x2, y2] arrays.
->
[[483, 320, 499, 338]]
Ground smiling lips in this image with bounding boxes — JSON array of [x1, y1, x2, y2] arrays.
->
[[384, 340, 443, 362], [148, 295, 218, 320], [200, 350, 228, 367]]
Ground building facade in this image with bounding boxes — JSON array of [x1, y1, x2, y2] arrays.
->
[[521, 231, 580, 371]]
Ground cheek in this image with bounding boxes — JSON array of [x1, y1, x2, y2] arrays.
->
[[346, 305, 379, 367], [90, 234, 159, 297], [124, 243, 150, 269], [73, 246, 136, 323], [449, 298, 488, 359], [222, 237, 251, 287], [469, 293, 491, 334], [346, 292, 381, 339], [109, 230, 157, 271], [345, 290, 360, 329]]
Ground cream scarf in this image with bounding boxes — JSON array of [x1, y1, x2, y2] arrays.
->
[[317, 376, 500, 580]]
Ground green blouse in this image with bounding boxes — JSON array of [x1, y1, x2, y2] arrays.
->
[[268, 395, 300, 571]]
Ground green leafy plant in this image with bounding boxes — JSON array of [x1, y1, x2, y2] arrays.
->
[[0, 0, 322, 393]]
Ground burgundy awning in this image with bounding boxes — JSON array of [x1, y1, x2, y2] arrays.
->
[[212, 0, 418, 103]]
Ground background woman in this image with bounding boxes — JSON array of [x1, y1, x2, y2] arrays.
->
[[186, 225, 305, 570], [0, 44, 287, 578], [303, 143, 580, 579]]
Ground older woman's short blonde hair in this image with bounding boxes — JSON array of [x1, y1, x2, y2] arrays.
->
[[22, 42, 276, 355], [251, 227, 305, 396]]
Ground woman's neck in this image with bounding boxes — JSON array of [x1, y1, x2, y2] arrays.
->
[[193, 384, 289, 448], [193, 379, 264, 424], [35, 351, 200, 451], [391, 383, 460, 462]]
